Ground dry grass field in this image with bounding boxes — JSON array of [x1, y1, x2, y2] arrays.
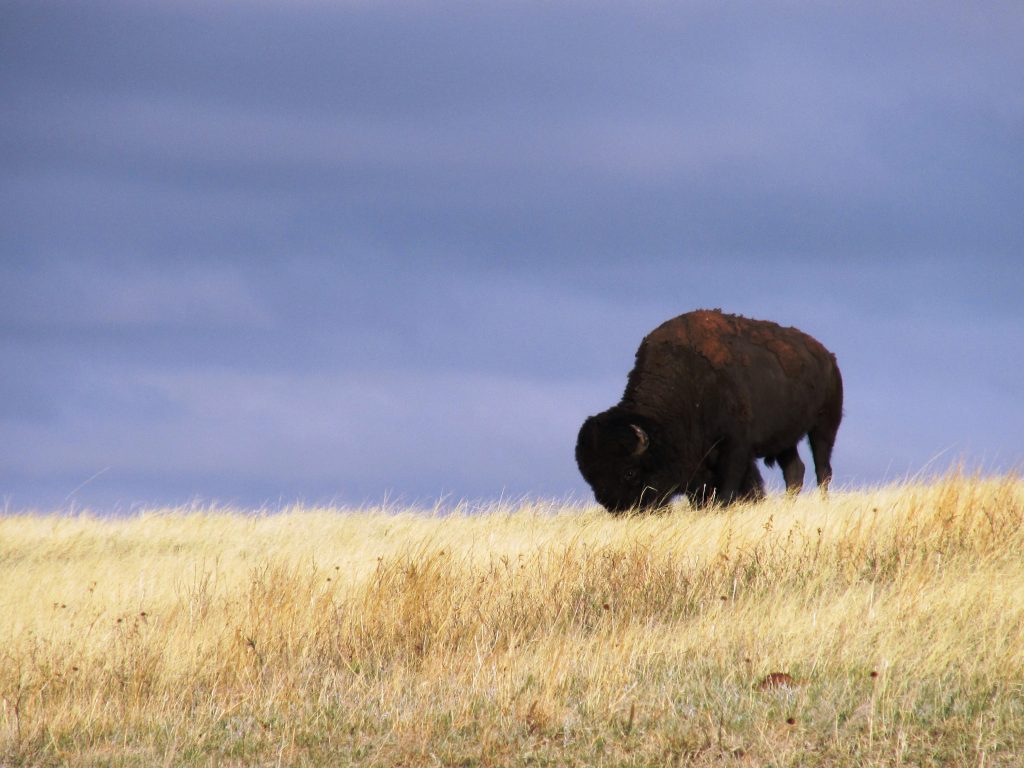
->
[[2, 474, 1023, 766]]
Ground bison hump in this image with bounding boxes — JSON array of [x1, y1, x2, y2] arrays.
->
[[642, 309, 824, 378]]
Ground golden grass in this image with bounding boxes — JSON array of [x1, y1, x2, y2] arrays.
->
[[2, 474, 1023, 766]]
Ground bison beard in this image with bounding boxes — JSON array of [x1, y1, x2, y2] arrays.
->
[[576, 309, 843, 513]]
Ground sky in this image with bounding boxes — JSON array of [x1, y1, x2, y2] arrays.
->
[[2, 1, 1022, 512]]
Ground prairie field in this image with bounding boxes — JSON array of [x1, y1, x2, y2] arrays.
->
[[1, 474, 1023, 767]]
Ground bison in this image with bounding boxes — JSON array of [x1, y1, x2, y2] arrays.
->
[[576, 309, 842, 513]]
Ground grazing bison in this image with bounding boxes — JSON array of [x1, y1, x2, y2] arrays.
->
[[576, 309, 842, 513]]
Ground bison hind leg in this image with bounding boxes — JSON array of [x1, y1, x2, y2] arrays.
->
[[809, 359, 843, 493], [773, 446, 805, 494], [808, 428, 837, 491], [808, 403, 842, 492]]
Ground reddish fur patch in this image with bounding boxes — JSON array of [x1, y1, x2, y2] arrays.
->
[[645, 310, 735, 369], [644, 309, 823, 378]]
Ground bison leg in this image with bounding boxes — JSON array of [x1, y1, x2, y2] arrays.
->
[[687, 459, 762, 509], [688, 485, 715, 509], [808, 429, 836, 491], [688, 462, 761, 512], [808, 410, 841, 492], [808, 362, 843, 493], [774, 446, 805, 494], [739, 461, 766, 501], [715, 443, 755, 506]]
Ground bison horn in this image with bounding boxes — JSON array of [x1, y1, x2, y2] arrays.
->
[[630, 424, 649, 455]]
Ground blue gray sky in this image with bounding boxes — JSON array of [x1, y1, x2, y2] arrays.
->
[[2, 1, 1022, 511]]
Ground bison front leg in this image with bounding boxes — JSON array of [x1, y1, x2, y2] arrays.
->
[[739, 461, 766, 501], [715, 443, 755, 506], [707, 460, 764, 505], [688, 458, 763, 508]]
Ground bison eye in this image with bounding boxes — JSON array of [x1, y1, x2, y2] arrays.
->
[[624, 469, 638, 482]]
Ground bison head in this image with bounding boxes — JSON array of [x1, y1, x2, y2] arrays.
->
[[575, 410, 680, 513]]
